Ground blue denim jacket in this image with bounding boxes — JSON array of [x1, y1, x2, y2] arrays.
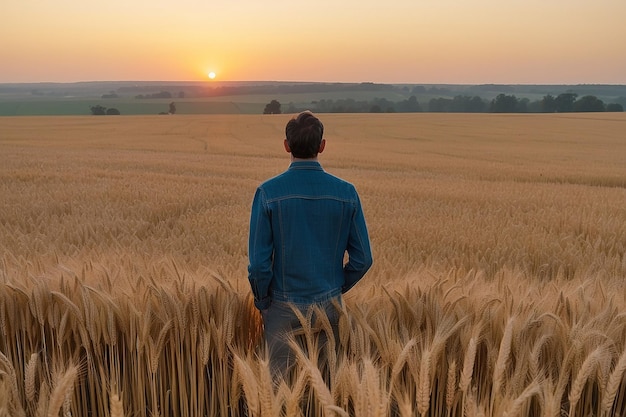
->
[[248, 161, 373, 310]]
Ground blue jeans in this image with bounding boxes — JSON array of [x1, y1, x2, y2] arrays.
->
[[261, 297, 342, 380]]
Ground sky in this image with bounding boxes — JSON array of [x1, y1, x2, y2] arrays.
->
[[2, 0, 626, 84]]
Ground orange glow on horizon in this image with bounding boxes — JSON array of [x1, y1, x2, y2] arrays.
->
[[2, 1, 626, 84]]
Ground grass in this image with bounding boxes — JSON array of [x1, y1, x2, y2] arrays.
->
[[0, 113, 625, 416]]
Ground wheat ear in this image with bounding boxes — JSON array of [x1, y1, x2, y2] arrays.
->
[[233, 354, 259, 417], [307, 362, 347, 417], [0, 351, 20, 411], [25, 353, 38, 403], [417, 348, 432, 417], [493, 317, 515, 397], [601, 347, 626, 414], [446, 360, 458, 413], [285, 371, 307, 417], [149, 319, 172, 374], [395, 390, 414, 417], [568, 346, 605, 412], [47, 365, 78, 417], [460, 336, 478, 393], [503, 380, 541, 417], [257, 357, 276, 417], [290, 336, 347, 417], [390, 338, 416, 388]]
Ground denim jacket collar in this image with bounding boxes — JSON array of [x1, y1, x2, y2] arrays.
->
[[288, 161, 324, 171]]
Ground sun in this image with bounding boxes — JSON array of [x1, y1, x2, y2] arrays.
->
[[208, 71, 216, 80]]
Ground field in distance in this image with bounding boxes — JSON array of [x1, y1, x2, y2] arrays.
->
[[1, 113, 625, 416], [2, 112, 625, 283]]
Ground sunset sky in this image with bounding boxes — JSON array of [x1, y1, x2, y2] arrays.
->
[[3, 0, 625, 84]]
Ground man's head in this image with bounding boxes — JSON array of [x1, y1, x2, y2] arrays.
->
[[284, 111, 325, 159]]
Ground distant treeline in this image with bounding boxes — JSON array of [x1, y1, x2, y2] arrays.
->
[[118, 82, 625, 113], [283, 93, 624, 114], [3, 81, 625, 115]]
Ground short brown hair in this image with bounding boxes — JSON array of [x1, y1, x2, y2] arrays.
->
[[285, 111, 324, 159]]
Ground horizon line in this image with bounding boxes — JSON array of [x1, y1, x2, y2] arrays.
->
[[2, 80, 626, 87]]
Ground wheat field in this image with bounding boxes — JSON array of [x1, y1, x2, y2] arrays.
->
[[0, 113, 625, 417]]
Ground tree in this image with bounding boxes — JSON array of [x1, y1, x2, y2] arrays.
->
[[428, 98, 452, 112], [169, 102, 176, 114], [263, 100, 282, 114], [406, 95, 421, 112], [90, 105, 107, 115], [517, 98, 530, 113], [396, 95, 421, 112], [606, 103, 624, 112], [469, 96, 487, 112], [490, 94, 519, 113], [106, 108, 120, 115], [573, 95, 605, 112], [449, 95, 486, 113], [373, 98, 395, 113], [540, 95, 557, 112], [450, 96, 469, 112], [554, 93, 577, 112]]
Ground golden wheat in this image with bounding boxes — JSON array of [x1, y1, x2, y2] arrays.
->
[[1, 114, 625, 416]]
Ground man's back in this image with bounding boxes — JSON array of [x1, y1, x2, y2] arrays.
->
[[250, 160, 371, 304]]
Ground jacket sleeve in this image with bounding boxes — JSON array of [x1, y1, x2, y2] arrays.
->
[[342, 190, 373, 293], [247, 187, 274, 310]]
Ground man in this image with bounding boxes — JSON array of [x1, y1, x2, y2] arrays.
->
[[247, 111, 373, 379]]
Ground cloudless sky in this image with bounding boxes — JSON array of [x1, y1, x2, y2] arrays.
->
[[2, 0, 625, 84]]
